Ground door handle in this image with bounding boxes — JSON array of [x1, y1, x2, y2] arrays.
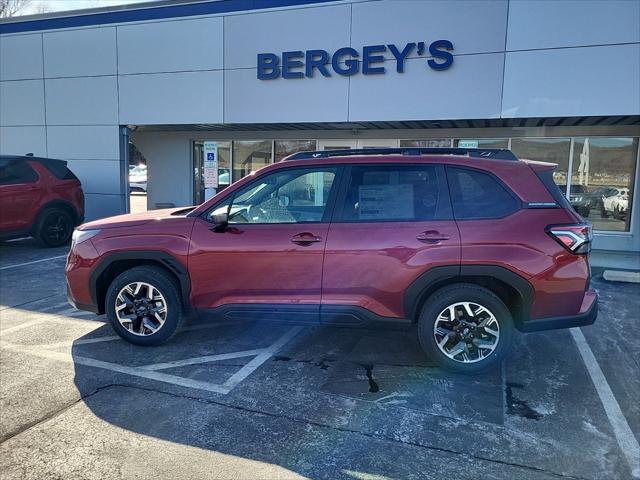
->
[[291, 232, 322, 245], [416, 231, 450, 243]]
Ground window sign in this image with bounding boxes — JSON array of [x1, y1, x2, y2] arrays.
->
[[203, 141, 218, 200], [358, 184, 414, 220], [458, 140, 479, 148]]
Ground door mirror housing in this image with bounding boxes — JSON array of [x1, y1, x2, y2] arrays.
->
[[209, 206, 229, 232]]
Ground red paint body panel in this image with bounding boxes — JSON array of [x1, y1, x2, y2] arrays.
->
[[322, 221, 460, 318]]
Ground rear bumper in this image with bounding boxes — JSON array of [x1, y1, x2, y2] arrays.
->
[[520, 289, 598, 333]]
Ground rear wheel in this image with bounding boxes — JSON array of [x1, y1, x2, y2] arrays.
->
[[106, 266, 184, 346], [35, 208, 74, 247], [418, 284, 514, 373]]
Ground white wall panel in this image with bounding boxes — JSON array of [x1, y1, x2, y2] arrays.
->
[[117, 17, 223, 74], [507, 0, 640, 51], [0, 34, 43, 81], [224, 4, 350, 69], [43, 27, 117, 77], [349, 53, 504, 121], [118, 71, 222, 124], [0, 80, 45, 126], [45, 76, 118, 125], [0, 126, 47, 156], [502, 44, 640, 118], [47, 125, 120, 160], [83, 193, 123, 220], [352, 0, 507, 58], [65, 159, 121, 194], [224, 68, 349, 123]]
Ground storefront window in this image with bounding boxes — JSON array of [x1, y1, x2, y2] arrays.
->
[[275, 140, 317, 161], [570, 137, 637, 232], [400, 139, 452, 148], [454, 138, 509, 148], [233, 140, 272, 181], [511, 138, 571, 187]]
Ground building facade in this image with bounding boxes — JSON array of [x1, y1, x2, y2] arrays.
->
[[1, 0, 639, 268]]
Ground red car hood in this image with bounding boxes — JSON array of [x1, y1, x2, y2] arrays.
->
[[79, 207, 196, 230]]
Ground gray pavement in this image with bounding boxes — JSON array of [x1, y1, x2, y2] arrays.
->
[[0, 239, 638, 479]]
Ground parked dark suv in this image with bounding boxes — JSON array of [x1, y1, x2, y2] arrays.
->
[[66, 148, 597, 373], [0, 155, 84, 247]]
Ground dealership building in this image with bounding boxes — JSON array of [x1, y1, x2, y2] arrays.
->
[[0, 0, 639, 268]]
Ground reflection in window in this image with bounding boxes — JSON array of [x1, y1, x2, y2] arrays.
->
[[233, 140, 272, 181], [511, 138, 571, 186], [570, 137, 637, 232], [275, 140, 317, 161], [454, 139, 509, 148], [400, 139, 452, 148]]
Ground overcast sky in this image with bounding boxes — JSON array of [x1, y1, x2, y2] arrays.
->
[[22, 0, 154, 15]]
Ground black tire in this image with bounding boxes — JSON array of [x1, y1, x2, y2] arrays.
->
[[34, 207, 74, 247], [417, 283, 514, 374], [105, 266, 184, 346]]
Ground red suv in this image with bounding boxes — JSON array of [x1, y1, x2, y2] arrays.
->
[[66, 148, 597, 372], [0, 155, 84, 247]]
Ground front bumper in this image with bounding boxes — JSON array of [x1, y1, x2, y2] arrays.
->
[[67, 283, 100, 314], [520, 289, 598, 333]]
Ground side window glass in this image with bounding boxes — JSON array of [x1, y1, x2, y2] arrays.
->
[[340, 165, 447, 222], [225, 168, 337, 224], [0, 160, 37, 185], [447, 167, 519, 219]]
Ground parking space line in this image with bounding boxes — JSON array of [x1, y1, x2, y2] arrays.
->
[[142, 348, 266, 371], [0, 255, 67, 271], [0, 319, 47, 335], [571, 328, 640, 479], [222, 326, 303, 390]]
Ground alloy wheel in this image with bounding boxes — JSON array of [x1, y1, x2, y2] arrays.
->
[[115, 282, 168, 336], [44, 213, 70, 244], [433, 301, 500, 363]]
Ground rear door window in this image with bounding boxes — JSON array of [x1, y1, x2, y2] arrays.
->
[[0, 160, 38, 185], [337, 165, 451, 222], [446, 167, 520, 219]]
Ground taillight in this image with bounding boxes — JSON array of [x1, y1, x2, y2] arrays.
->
[[547, 223, 592, 254]]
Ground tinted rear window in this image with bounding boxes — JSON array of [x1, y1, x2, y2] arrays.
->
[[40, 159, 78, 180], [447, 167, 520, 219]]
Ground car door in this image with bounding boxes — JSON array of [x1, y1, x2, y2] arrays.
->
[[0, 159, 39, 232], [321, 163, 460, 323], [188, 165, 341, 322]]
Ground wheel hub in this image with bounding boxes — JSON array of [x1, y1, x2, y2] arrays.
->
[[115, 282, 168, 337]]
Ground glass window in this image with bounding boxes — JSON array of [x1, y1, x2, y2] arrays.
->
[[570, 137, 638, 232], [511, 138, 571, 188], [400, 139, 452, 148], [233, 140, 272, 181], [454, 138, 509, 149], [340, 165, 449, 222], [275, 140, 317, 161], [447, 167, 520, 219], [225, 167, 337, 224], [0, 160, 38, 185]]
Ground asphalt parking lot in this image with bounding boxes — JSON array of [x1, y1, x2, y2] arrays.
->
[[0, 239, 638, 480]]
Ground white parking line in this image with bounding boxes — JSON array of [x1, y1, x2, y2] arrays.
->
[[0, 255, 67, 271], [0, 319, 47, 335], [142, 348, 266, 371], [571, 328, 640, 479]]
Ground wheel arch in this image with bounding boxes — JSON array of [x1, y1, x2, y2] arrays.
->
[[90, 251, 191, 315], [404, 265, 534, 330]]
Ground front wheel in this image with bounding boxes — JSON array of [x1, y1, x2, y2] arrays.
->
[[106, 266, 184, 346], [418, 284, 514, 373]]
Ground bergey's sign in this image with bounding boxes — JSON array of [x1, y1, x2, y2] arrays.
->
[[257, 40, 454, 80]]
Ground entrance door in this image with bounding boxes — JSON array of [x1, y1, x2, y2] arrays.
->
[[188, 165, 342, 322]]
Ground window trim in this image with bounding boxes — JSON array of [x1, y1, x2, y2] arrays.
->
[[445, 165, 523, 221], [332, 163, 453, 224], [201, 165, 344, 225]]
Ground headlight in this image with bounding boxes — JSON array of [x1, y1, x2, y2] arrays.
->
[[71, 229, 100, 247]]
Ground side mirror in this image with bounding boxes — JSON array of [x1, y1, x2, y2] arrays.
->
[[210, 210, 229, 232]]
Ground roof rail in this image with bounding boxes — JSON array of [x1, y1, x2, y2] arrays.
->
[[284, 147, 518, 161]]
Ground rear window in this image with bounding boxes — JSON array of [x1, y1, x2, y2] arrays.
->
[[40, 159, 78, 181], [447, 167, 520, 219]]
